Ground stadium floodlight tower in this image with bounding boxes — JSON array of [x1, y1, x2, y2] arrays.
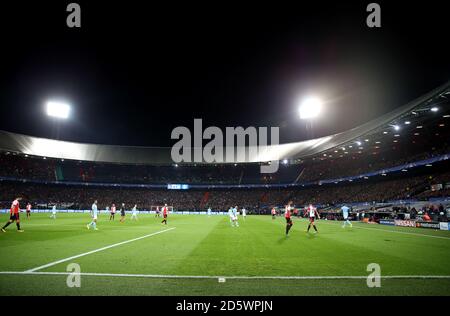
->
[[298, 96, 322, 120], [46, 101, 71, 119], [298, 96, 322, 139]]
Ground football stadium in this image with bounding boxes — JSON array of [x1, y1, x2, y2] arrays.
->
[[0, 82, 449, 296], [0, 2, 449, 300]]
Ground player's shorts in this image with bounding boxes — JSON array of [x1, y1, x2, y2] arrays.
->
[[10, 213, 19, 221], [285, 217, 292, 224], [309, 216, 315, 223], [26, 210, 30, 213], [111, 212, 115, 215], [121, 212, 125, 216], [163, 214, 167, 219], [343, 216, 348, 220], [93, 215, 98, 220]]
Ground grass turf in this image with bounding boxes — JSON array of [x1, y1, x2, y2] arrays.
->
[[0, 213, 449, 295]]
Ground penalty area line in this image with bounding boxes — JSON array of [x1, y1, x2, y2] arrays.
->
[[0, 271, 449, 280], [23, 227, 176, 273]]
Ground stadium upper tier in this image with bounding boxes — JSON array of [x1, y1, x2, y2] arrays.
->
[[0, 81, 449, 166]]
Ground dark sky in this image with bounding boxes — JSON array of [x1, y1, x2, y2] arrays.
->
[[0, 1, 449, 146]]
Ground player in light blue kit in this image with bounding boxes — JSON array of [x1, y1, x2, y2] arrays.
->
[[50, 204, 57, 219], [228, 207, 234, 226], [87, 200, 99, 230], [207, 207, 212, 217], [233, 206, 239, 227], [341, 205, 352, 228]]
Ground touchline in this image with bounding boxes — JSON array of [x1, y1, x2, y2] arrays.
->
[[171, 119, 280, 173]]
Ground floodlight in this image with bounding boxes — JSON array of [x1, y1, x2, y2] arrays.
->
[[298, 97, 322, 119], [46, 101, 70, 119]]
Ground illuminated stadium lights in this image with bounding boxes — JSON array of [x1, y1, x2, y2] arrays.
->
[[439, 123, 445, 127], [174, 164, 178, 167], [46, 101, 71, 119], [282, 159, 288, 165], [364, 139, 369, 142], [402, 169, 408, 172], [394, 134, 400, 137], [426, 164, 433, 167], [348, 145, 353, 148], [375, 141, 381, 144], [298, 96, 322, 119], [393, 125, 400, 131], [431, 107, 439, 112], [416, 125, 423, 129], [341, 147, 346, 150], [364, 176, 369, 179], [358, 146, 363, 150], [355, 141, 362, 146], [411, 111, 418, 115], [393, 140, 398, 143], [383, 131, 388, 134], [443, 114, 450, 118], [414, 132, 420, 136], [404, 121, 411, 125]]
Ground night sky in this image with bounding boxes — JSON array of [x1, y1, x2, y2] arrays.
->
[[0, 1, 449, 146]]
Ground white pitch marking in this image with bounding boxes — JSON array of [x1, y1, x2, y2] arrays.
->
[[0, 271, 449, 280], [24, 227, 176, 272]]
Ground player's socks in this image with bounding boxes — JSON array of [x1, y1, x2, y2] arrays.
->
[[2, 222, 11, 229], [313, 225, 318, 232], [16, 223, 21, 230], [307, 224, 311, 232]]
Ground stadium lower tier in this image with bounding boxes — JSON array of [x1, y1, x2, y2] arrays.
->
[[0, 166, 449, 211]]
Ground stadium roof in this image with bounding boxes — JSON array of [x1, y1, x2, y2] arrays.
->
[[0, 80, 449, 165]]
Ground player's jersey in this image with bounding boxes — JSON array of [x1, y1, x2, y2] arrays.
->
[[232, 208, 238, 217], [207, 208, 211, 214], [228, 208, 234, 218], [306, 205, 316, 217], [111, 206, 116, 213], [271, 208, 276, 215], [162, 207, 168, 216], [285, 206, 291, 219], [92, 203, 98, 217], [341, 206, 350, 218], [26, 204, 31, 212], [242, 208, 246, 216], [132, 206, 138, 214], [52, 206, 57, 213], [10, 200, 20, 215]]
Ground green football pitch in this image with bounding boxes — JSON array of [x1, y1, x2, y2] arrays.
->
[[0, 213, 449, 296]]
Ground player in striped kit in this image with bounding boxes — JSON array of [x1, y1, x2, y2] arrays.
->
[[304, 204, 320, 234], [26, 202, 32, 219], [1, 198, 24, 232], [110, 203, 116, 221], [161, 204, 169, 225], [285, 203, 293, 236]]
